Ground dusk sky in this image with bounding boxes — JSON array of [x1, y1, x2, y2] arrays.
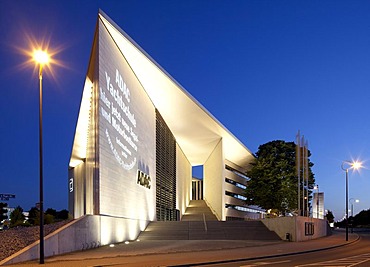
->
[[1, 0, 370, 220]]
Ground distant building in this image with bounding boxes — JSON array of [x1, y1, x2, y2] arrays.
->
[[312, 192, 324, 219], [68, 11, 258, 245]]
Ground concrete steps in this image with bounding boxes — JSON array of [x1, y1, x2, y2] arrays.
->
[[138, 200, 281, 241], [181, 200, 218, 221], [139, 220, 281, 240]]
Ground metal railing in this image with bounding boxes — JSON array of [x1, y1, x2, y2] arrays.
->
[[203, 213, 208, 232]]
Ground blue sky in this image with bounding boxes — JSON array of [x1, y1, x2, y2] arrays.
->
[[1, 0, 370, 220]]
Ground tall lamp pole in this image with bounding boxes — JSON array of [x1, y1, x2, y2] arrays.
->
[[341, 160, 361, 242], [33, 50, 49, 264]]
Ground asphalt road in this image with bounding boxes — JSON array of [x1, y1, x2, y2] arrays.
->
[[193, 232, 370, 267], [3, 230, 360, 267]]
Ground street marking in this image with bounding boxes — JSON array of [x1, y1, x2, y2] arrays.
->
[[355, 257, 370, 266], [240, 260, 291, 266], [296, 252, 370, 266]]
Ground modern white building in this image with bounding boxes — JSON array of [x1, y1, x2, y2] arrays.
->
[[312, 192, 324, 219], [68, 10, 259, 245]]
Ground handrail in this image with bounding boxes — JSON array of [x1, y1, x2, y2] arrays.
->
[[203, 213, 208, 232], [204, 198, 221, 220]]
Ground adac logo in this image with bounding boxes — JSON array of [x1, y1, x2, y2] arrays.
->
[[137, 170, 151, 189]]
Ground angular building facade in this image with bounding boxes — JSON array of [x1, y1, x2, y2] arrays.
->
[[68, 11, 258, 245]]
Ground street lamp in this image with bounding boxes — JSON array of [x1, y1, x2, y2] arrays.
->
[[341, 160, 362, 241], [33, 49, 50, 264], [349, 198, 359, 233]]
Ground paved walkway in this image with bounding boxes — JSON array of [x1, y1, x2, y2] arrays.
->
[[4, 231, 359, 267]]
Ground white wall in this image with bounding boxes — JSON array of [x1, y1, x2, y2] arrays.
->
[[98, 20, 156, 221], [69, 161, 85, 218], [261, 216, 328, 242], [176, 144, 192, 219], [204, 139, 225, 220]]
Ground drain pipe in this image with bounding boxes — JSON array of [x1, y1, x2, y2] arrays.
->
[[203, 213, 208, 232]]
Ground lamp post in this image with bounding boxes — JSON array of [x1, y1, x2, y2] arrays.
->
[[341, 160, 361, 241], [349, 198, 359, 233], [33, 49, 49, 264]]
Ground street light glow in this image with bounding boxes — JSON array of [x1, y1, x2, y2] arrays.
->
[[351, 161, 362, 170], [342, 160, 363, 172], [33, 50, 49, 65], [15, 34, 65, 83]]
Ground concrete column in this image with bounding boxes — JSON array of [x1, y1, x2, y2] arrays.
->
[[204, 139, 225, 220]]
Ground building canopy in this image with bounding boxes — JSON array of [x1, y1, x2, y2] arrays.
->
[[70, 11, 254, 169]]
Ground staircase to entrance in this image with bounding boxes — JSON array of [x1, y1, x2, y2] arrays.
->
[[138, 200, 280, 241], [181, 200, 218, 221]]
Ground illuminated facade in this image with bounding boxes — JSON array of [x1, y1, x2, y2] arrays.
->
[[68, 11, 257, 244], [312, 192, 324, 219]]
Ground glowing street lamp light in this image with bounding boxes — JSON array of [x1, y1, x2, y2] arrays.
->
[[341, 160, 362, 241], [33, 50, 49, 65], [33, 49, 50, 265]]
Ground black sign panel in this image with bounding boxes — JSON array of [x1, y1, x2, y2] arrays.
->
[[0, 194, 15, 201]]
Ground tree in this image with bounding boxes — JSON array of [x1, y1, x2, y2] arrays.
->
[[326, 210, 334, 224], [44, 214, 55, 224], [245, 140, 315, 215], [0, 202, 8, 222], [353, 209, 370, 226], [10, 206, 25, 227], [28, 207, 40, 225], [45, 208, 57, 224], [56, 209, 69, 220], [45, 208, 57, 217]]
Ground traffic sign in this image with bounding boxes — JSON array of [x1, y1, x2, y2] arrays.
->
[[0, 194, 15, 201]]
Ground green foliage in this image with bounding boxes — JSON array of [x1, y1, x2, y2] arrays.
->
[[44, 214, 55, 224], [326, 210, 334, 223], [28, 207, 40, 225], [335, 209, 370, 228], [45, 208, 57, 217], [27, 207, 69, 225], [21, 220, 32, 227], [352, 209, 370, 226], [10, 206, 25, 227], [245, 140, 315, 215], [44, 208, 57, 224], [56, 209, 69, 220], [0, 202, 8, 221]]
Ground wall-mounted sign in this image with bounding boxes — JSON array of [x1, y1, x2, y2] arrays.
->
[[137, 170, 151, 189], [69, 178, 74, 193]]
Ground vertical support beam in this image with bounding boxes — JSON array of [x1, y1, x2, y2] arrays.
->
[[204, 139, 225, 221]]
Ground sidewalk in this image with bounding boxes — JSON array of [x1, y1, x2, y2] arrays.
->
[[5, 231, 359, 267]]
